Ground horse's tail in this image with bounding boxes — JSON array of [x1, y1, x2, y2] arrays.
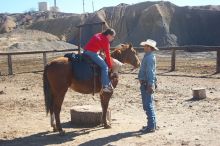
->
[[43, 65, 53, 116]]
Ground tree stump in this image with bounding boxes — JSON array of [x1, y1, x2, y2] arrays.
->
[[70, 105, 111, 126], [192, 88, 206, 100]]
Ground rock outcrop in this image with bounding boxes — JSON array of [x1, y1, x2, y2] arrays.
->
[[0, 29, 77, 52], [0, 16, 16, 33], [1, 1, 220, 47]]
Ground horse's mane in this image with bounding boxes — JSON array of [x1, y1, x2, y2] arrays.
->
[[111, 44, 123, 54], [112, 43, 132, 53], [114, 44, 123, 49]]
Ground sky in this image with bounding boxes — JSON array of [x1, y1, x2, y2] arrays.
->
[[0, 0, 220, 14]]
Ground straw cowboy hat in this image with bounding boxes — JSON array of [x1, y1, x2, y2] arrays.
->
[[140, 39, 159, 51]]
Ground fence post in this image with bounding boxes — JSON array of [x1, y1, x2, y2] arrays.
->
[[7, 55, 13, 75], [170, 48, 176, 71], [78, 27, 82, 54], [43, 52, 47, 67], [217, 50, 220, 73]]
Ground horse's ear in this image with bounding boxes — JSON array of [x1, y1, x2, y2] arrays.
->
[[128, 43, 133, 49], [120, 43, 128, 51], [114, 44, 123, 50]]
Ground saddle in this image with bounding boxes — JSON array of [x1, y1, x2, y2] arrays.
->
[[64, 53, 101, 95], [64, 53, 101, 80]]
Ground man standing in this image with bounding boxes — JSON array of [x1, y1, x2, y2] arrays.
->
[[138, 39, 158, 133]]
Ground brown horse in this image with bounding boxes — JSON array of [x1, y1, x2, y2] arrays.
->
[[43, 43, 140, 134]]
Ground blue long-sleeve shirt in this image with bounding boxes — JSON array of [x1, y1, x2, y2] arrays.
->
[[138, 52, 156, 86]]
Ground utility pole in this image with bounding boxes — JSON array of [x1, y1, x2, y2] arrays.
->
[[92, 0, 94, 12], [54, 0, 56, 7], [83, 0, 85, 13]]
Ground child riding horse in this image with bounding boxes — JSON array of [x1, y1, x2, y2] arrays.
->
[[84, 28, 116, 93]]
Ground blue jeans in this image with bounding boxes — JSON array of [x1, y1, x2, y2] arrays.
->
[[140, 84, 156, 129], [84, 50, 110, 87]]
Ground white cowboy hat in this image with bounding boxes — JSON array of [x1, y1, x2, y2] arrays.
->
[[140, 39, 159, 50]]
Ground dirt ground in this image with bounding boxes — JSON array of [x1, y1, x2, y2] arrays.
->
[[0, 52, 220, 146]]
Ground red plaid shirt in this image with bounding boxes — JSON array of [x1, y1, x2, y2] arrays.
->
[[84, 33, 112, 68]]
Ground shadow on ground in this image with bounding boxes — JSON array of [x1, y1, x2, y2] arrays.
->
[[1, 121, 144, 146]]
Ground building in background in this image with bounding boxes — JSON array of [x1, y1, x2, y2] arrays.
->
[[38, 2, 48, 11]]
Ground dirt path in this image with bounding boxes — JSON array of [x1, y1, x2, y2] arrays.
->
[[0, 70, 219, 146]]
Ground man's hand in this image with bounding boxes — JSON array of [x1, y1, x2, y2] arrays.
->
[[155, 82, 158, 89], [108, 68, 112, 73], [99, 51, 106, 59], [147, 85, 154, 94]]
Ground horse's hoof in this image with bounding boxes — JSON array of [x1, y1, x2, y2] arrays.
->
[[53, 128, 58, 132], [59, 130, 66, 136], [104, 124, 111, 129]]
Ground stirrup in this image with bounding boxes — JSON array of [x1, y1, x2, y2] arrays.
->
[[102, 86, 113, 93]]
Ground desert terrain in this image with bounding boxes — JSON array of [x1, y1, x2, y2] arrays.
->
[[0, 50, 220, 146]]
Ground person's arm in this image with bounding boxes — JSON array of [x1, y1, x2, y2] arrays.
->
[[138, 58, 145, 81], [146, 55, 156, 93], [104, 43, 112, 69]]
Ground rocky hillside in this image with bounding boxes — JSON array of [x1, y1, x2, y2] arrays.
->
[[0, 11, 75, 33], [1, 1, 220, 47], [0, 29, 77, 52]]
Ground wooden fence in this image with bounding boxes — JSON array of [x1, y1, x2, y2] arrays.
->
[[135, 45, 220, 72], [0, 46, 220, 75], [0, 48, 78, 75]]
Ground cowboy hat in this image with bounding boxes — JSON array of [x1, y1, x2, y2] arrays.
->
[[140, 39, 159, 50]]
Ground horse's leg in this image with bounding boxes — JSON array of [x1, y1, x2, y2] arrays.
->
[[100, 92, 112, 129], [50, 109, 56, 132], [53, 92, 67, 135], [54, 103, 62, 134]]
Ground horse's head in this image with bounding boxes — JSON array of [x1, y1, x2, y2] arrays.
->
[[112, 43, 140, 68]]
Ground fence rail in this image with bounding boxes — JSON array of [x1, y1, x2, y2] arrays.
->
[[136, 45, 220, 72], [0, 48, 79, 55], [0, 48, 79, 75], [0, 46, 220, 75]]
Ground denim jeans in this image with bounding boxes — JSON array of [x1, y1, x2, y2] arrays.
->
[[140, 84, 156, 129], [84, 50, 110, 87]]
